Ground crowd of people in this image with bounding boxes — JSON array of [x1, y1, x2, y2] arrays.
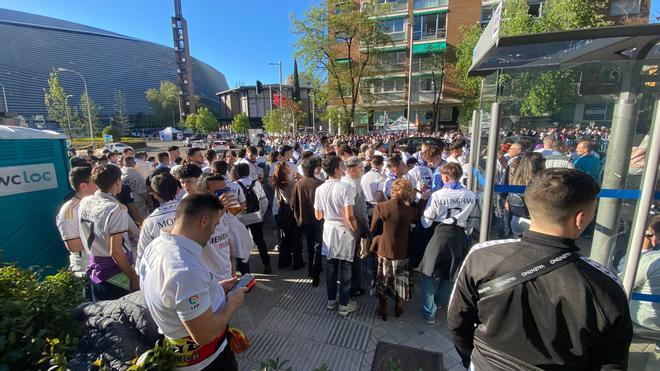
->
[[53, 125, 656, 370]]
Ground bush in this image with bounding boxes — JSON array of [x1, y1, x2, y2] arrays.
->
[[102, 126, 122, 141], [0, 265, 85, 369]]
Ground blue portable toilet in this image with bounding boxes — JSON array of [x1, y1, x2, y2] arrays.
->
[[0, 125, 71, 272]]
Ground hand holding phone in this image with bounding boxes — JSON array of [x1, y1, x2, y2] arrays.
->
[[230, 274, 256, 293]]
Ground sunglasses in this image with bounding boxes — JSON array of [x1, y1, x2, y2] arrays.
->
[[645, 233, 654, 238]]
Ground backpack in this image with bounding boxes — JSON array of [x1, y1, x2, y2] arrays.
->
[[238, 180, 260, 213]]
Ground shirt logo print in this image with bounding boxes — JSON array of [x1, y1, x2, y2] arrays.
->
[[188, 295, 200, 310]]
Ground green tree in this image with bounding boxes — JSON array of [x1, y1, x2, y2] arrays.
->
[[113, 89, 132, 136], [44, 71, 76, 138], [262, 108, 291, 134], [79, 92, 100, 137], [184, 106, 217, 133], [454, 0, 612, 122], [292, 0, 390, 134], [231, 112, 250, 135], [102, 125, 121, 140], [145, 81, 180, 126]]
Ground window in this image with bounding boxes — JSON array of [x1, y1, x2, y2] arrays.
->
[[413, 12, 446, 40], [379, 52, 406, 71], [419, 77, 434, 92], [414, 0, 448, 10], [373, 78, 405, 93], [528, 0, 545, 18], [380, 17, 406, 33], [480, 4, 497, 26], [610, 0, 641, 16]]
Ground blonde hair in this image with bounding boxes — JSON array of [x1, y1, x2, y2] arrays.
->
[[390, 178, 414, 203]]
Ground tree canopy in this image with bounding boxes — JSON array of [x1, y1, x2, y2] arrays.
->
[[184, 106, 217, 133], [231, 112, 250, 135], [145, 81, 180, 126], [453, 0, 611, 121]]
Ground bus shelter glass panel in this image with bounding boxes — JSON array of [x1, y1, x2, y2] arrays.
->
[[472, 59, 659, 368]]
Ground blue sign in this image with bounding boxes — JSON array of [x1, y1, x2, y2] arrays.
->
[[651, 0, 660, 24]]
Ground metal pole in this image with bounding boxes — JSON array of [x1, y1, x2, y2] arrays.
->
[[0, 83, 8, 112], [466, 109, 480, 190], [58, 68, 95, 148], [590, 62, 640, 264], [269, 86, 273, 111], [311, 91, 316, 135], [479, 102, 500, 243], [622, 97, 660, 298], [65, 94, 73, 139], [406, 22, 413, 135]]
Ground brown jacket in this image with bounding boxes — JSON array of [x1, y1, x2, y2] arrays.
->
[[370, 198, 426, 260], [291, 176, 323, 226]]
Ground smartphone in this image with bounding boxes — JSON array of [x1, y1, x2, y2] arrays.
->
[[230, 274, 256, 293]]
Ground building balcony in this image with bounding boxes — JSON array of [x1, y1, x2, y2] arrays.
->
[[413, 29, 446, 41], [413, 0, 448, 10]]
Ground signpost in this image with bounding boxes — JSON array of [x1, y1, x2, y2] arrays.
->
[[103, 134, 113, 143]]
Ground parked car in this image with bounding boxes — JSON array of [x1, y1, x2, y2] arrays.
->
[[184, 134, 206, 147], [211, 140, 229, 151], [103, 142, 134, 153], [395, 137, 446, 154], [190, 140, 208, 150]]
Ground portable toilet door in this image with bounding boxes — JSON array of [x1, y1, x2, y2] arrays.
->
[[0, 125, 71, 273]]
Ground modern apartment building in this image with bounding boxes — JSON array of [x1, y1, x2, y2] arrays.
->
[[331, 0, 653, 133]]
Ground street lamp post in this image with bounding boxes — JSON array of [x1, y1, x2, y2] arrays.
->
[[64, 94, 73, 139], [406, 22, 414, 135], [310, 90, 316, 135], [269, 61, 284, 129], [57, 67, 94, 148], [0, 83, 8, 113]]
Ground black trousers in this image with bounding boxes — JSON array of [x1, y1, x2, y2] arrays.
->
[[279, 221, 303, 269], [301, 221, 323, 279], [247, 222, 270, 266], [201, 345, 237, 371], [90, 280, 131, 301]]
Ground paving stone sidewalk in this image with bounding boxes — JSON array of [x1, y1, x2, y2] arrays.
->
[[229, 249, 464, 371]]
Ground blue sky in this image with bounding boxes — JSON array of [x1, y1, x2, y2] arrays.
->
[[0, 0, 320, 87]]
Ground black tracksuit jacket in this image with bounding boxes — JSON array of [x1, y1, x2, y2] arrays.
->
[[448, 231, 632, 370]]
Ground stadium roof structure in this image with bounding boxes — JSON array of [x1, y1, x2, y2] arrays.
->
[[468, 24, 660, 76]]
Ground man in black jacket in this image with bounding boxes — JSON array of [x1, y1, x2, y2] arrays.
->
[[448, 168, 632, 370]]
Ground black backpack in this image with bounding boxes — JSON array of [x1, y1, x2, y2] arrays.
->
[[238, 180, 260, 213]]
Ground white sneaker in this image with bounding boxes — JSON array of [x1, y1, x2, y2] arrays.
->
[[327, 299, 338, 310], [338, 301, 358, 316]]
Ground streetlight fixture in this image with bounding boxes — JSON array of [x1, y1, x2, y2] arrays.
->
[[0, 83, 8, 113], [64, 94, 73, 139], [57, 67, 94, 148]]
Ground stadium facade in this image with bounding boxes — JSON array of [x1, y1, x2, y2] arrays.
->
[[0, 8, 228, 127]]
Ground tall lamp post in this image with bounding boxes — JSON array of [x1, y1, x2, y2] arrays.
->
[[268, 61, 284, 130], [0, 83, 8, 113], [64, 94, 73, 139], [57, 67, 94, 148]]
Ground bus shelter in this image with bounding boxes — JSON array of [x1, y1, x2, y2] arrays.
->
[[467, 22, 660, 366]]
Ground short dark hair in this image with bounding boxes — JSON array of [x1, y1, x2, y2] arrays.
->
[[211, 160, 228, 175], [122, 147, 133, 155], [370, 155, 384, 167], [91, 164, 122, 192], [339, 144, 352, 156], [157, 152, 169, 163], [524, 168, 600, 224], [246, 146, 258, 155], [123, 156, 136, 167], [168, 146, 179, 152], [449, 141, 464, 151], [197, 173, 226, 191], [187, 147, 202, 158], [178, 164, 203, 179], [322, 156, 341, 176], [280, 145, 293, 156], [151, 173, 179, 201], [302, 157, 320, 177], [406, 157, 418, 167], [423, 145, 443, 161], [175, 192, 224, 222], [387, 154, 403, 169], [206, 149, 217, 162], [235, 163, 250, 178], [69, 166, 92, 191]]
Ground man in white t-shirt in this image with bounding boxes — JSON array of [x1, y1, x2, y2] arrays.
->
[[137, 173, 180, 268], [237, 146, 263, 181], [140, 193, 246, 370], [235, 163, 271, 273], [382, 155, 413, 200], [56, 166, 97, 277], [361, 155, 386, 206], [197, 173, 236, 280], [78, 165, 140, 301], [122, 156, 151, 221], [314, 156, 358, 316]]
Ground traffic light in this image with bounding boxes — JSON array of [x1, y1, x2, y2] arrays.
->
[[256, 80, 263, 94]]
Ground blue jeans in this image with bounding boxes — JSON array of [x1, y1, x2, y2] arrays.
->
[[420, 274, 453, 321], [327, 259, 352, 306]]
